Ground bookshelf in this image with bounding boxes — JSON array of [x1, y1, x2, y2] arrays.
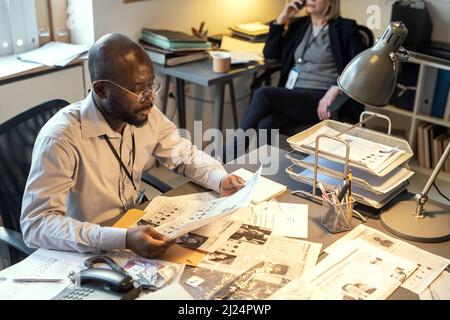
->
[[366, 56, 450, 183]]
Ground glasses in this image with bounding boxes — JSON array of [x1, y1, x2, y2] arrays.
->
[[94, 79, 162, 104]]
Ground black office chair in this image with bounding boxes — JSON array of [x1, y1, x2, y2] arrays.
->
[[0, 99, 70, 268], [0, 99, 173, 269]]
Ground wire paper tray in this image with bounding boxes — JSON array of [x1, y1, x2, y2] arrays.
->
[[286, 120, 413, 177], [286, 150, 414, 195], [286, 165, 409, 209]]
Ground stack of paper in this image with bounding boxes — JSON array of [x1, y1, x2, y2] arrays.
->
[[286, 119, 414, 209], [17, 42, 88, 67], [232, 168, 287, 204]]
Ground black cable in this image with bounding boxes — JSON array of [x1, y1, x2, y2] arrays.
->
[[433, 182, 450, 202]]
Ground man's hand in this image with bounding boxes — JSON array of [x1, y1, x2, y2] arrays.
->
[[317, 85, 341, 121], [219, 174, 246, 196], [126, 226, 175, 258]]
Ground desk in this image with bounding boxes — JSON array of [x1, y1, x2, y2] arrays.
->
[[1, 146, 449, 300], [160, 145, 450, 300], [154, 59, 279, 130], [0, 56, 88, 124]]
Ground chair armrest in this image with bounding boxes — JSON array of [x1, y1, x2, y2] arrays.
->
[[0, 226, 36, 256], [141, 172, 173, 194]]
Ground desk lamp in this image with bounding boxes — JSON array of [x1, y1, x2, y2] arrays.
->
[[337, 21, 450, 243]]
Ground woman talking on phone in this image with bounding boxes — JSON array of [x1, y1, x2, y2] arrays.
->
[[224, 0, 366, 161]]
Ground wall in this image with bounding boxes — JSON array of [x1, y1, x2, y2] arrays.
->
[[68, 0, 95, 45], [91, 0, 285, 42], [88, 0, 286, 134]]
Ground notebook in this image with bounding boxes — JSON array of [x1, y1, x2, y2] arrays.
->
[[232, 168, 287, 204]]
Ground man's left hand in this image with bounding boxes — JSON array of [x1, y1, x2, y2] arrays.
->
[[219, 174, 246, 196]]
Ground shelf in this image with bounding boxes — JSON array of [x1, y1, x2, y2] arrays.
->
[[366, 105, 450, 128], [416, 113, 450, 128], [409, 160, 450, 184], [366, 104, 413, 117]]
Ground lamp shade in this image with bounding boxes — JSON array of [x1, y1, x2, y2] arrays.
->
[[337, 22, 408, 107]]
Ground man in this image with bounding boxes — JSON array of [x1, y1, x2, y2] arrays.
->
[[21, 34, 245, 259]]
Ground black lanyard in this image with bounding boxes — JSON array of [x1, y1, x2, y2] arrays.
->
[[92, 95, 137, 191], [103, 133, 137, 191], [297, 23, 328, 63]]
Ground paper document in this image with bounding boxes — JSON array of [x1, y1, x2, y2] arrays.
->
[[419, 269, 450, 300], [292, 152, 414, 194], [209, 51, 263, 64], [0, 55, 41, 78], [0, 249, 86, 300], [176, 219, 243, 253], [200, 231, 321, 281], [220, 35, 265, 55], [249, 201, 308, 239], [271, 241, 417, 300], [234, 22, 269, 34], [325, 225, 450, 294], [139, 167, 262, 239], [300, 126, 407, 175], [18, 42, 88, 67], [288, 165, 406, 208], [233, 168, 287, 204]]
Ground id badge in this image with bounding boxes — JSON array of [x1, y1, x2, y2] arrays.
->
[[285, 67, 300, 90]]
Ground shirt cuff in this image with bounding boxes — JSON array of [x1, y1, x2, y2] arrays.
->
[[208, 169, 228, 193], [99, 226, 128, 251]]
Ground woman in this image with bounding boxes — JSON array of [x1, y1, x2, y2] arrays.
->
[[225, 0, 365, 161]]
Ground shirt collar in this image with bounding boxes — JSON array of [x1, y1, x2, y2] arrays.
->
[[80, 92, 136, 139]]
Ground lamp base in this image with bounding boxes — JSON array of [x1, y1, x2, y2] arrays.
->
[[381, 193, 450, 243]]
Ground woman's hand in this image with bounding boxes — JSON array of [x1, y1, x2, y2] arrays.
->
[[276, 0, 305, 25], [317, 85, 341, 121]]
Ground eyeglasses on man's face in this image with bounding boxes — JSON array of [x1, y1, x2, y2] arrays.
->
[[93, 79, 162, 104]]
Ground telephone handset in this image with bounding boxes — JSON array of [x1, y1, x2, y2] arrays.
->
[[52, 257, 141, 300]]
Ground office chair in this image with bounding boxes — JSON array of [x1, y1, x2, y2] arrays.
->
[[0, 99, 173, 269], [0, 99, 70, 268]]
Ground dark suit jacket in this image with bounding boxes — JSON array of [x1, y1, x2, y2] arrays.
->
[[263, 16, 366, 123]]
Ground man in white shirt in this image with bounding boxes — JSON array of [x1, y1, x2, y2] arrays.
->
[[20, 34, 245, 258]]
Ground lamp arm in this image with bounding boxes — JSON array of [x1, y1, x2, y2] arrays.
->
[[415, 142, 450, 218], [421, 142, 450, 196], [398, 48, 450, 68]]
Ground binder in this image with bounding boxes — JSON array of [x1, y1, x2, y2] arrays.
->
[[6, 0, 39, 54], [48, 0, 70, 43], [35, 0, 52, 46], [0, 0, 13, 56], [8, 0, 28, 54], [22, 0, 39, 51]]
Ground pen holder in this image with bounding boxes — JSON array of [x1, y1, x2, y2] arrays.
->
[[321, 197, 354, 234]]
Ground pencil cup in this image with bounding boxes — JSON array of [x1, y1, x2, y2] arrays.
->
[[212, 53, 231, 73], [321, 197, 354, 233]]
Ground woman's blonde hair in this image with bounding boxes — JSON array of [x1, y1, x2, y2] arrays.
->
[[315, 0, 341, 21]]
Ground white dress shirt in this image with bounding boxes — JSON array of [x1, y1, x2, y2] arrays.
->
[[20, 93, 227, 253]]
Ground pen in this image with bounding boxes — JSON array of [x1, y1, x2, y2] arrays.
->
[[337, 182, 349, 203], [318, 182, 329, 201], [13, 278, 64, 283]]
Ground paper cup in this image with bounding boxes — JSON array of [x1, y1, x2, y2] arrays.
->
[[212, 53, 231, 73]]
